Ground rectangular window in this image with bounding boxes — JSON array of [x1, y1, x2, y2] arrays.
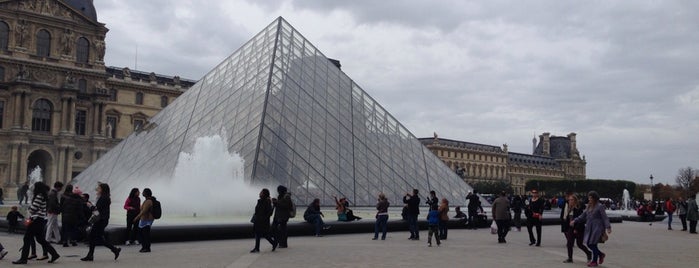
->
[[134, 119, 143, 131], [0, 100, 4, 128], [75, 110, 86, 135]]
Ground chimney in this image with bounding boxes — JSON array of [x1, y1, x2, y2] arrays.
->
[[568, 132, 577, 152], [541, 132, 550, 156]]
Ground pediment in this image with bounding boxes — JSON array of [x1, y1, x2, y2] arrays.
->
[[0, 0, 101, 26]]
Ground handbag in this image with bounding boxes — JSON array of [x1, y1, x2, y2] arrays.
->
[[599, 232, 608, 243], [88, 211, 100, 225], [23, 218, 32, 227]]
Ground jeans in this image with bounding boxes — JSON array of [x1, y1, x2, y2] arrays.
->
[[374, 215, 388, 239], [689, 220, 697, 233], [20, 218, 58, 261], [305, 214, 324, 235], [565, 230, 591, 260], [86, 221, 118, 257], [427, 225, 440, 245], [527, 218, 542, 245], [126, 211, 140, 243], [438, 219, 448, 239], [513, 211, 522, 229], [272, 219, 288, 247], [587, 243, 603, 262], [139, 221, 153, 250], [407, 214, 419, 238], [679, 214, 687, 230], [45, 213, 61, 243], [667, 212, 673, 229], [495, 219, 510, 241]]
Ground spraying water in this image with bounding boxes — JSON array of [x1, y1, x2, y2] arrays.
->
[[111, 135, 264, 219], [26, 166, 43, 198], [622, 189, 631, 211]]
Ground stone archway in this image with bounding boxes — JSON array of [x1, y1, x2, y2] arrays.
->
[[27, 149, 53, 182]]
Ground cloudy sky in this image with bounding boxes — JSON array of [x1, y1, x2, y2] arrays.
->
[[93, 0, 698, 185]]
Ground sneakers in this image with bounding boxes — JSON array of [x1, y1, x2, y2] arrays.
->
[[563, 259, 573, 263], [427, 243, 432, 247], [599, 253, 606, 264], [322, 225, 332, 230], [587, 261, 598, 267]]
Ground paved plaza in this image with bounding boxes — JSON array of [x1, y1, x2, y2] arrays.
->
[[0, 220, 695, 267]]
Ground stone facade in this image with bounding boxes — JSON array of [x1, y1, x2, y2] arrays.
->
[[0, 0, 195, 197], [420, 132, 586, 195]]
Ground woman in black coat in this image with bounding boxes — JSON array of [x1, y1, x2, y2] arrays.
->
[[560, 195, 591, 263], [81, 183, 121, 261], [251, 188, 277, 253], [59, 184, 83, 247]]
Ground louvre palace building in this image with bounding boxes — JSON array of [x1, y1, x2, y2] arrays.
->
[[0, 0, 195, 197], [420, 132, 587, 195]]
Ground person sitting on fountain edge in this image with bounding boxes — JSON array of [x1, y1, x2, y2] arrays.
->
[[304, 198, 330, 237]]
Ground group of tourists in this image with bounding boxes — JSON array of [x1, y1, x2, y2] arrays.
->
[[0, 181, 159, 265]]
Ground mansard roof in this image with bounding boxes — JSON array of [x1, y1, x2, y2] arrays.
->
[[508, 152, 560, 168], [418, 137, 505, 154], [105, 66, 197, 88], [534, 136, 572, 159], [63, 0, 97, 22]]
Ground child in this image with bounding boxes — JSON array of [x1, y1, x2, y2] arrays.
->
[[427, 209, 441, 247], [6, 206, 25, 233]]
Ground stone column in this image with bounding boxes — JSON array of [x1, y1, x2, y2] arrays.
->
[[97, 103, 104, 135], [12, 92, 22, 128], [91, 103, 99, 135], [18, 144, 28, 183], [60, 97, 68, 132], [68, 99, 76, 134], [55, 146, 65, 183], [8, 144, 18, 185], [65, 147, 74, 181], [22, 92, 31, 130]]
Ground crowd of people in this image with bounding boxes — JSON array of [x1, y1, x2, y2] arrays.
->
[[0, 181, 159, 264]]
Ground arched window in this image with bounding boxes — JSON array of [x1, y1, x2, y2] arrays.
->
[[0, 22, 9, 50], [78, 79, 87, 93], [32, 99, 53, 132], [135, 92, 144, 105], [36, 29, 51, 57], [160, 96, 168, 108], [76, 37, 89, 63]]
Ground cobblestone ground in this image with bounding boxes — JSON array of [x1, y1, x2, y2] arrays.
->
[[0, 220, 695, 267]]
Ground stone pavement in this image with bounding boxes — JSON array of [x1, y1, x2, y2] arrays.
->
[[0, 220, 695, 267]]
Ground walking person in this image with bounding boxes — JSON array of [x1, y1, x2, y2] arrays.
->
[[492, 191, 511, 243], [677, 197, 688, 231], [272, 185, 293, 248], [572, 191, 611, 267], [403, 189, 421, 240], [687, 194, 698, 234], [526, 189, 545, 246], [303, 198, 330, 237], [373, 193, 389, 240], [123, 188, 141, 246], [17, 182, 29, 205], [45, 182, 64, 244], [438, 198, 449, 240], [664, 198, 675, 230], [426, 207, 441, 247], [12, 182, 60, 264], [511, 195, 524, 231], [59, 184, 82, 247], [81, 183, 121, 261], [134, 188, 156, 252], [250, 188, 277, 253], [561, 195, 592, 263]]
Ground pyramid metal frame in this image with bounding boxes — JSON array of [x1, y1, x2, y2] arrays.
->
[[75, 17, 474, 206]]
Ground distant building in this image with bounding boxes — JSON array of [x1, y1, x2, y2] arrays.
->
[[0, 0, 195, 196], [420, 132, 586, 194]]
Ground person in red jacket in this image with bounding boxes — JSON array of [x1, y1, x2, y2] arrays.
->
[[665, 198, 676, 230]]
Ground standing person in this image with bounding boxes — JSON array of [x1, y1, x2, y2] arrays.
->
[[561, 195, 592, 263], [133, 188, 156, 253], [664, 198, 675, 230], [303, 198, 329, 237], [677, 197, 688, 231], [403, 189, 421, 240], [373, 193, 389, 240], [438, 198, 449, 240], [59, 184, 82, 247], [687, 194, 698, 234], [45, 182, 64, 244], [6, 206, 25, 233], [123, 188, 141, 246], [526, 189, 545, 246], [426, 207, 441, 247], [492, 191, 511, 243], [467, 191, 481, 229], [0, 187, 4, 205], [81, 183, 121, 261], [250, 188, 277, 253], [511, 195, 524, 231], [572, 191, 611, 267], [17, 182, 29, 205], [272, 185, 292, 248], [426, 191, 438, 211], [12, 182, 60, 264]]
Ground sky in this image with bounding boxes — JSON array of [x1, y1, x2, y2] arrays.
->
[[92, 0, 699, 186]]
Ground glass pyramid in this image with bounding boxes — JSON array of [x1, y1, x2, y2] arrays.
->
[[75, 17, 474, 206]]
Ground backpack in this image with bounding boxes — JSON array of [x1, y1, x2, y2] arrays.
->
[[151, 198, 162, 219], [288, 197, 296, 218]]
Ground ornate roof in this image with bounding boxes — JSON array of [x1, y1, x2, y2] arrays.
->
[[508, 152, 560, 168], [534, 136, 572, 159], [418, 137, 505, 154], [63, 0, 97, 22]]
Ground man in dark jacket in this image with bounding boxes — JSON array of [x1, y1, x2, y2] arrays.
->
[[403, 189, 421, 240], [492, 191, 511, 243], [467, 191, 481, 229], [17, 182, 29, 205], [59, 185, 83, 246], [46, 181, 64, 243], [272, 185, 293, 248]]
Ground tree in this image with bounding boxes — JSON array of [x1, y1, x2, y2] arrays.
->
[[675, 166, 697, 195]]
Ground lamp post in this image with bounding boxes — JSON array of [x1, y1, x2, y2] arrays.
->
[[649, 174, 654, 202]]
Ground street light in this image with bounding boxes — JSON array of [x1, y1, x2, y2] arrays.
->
[[649, 174, 654, 201]]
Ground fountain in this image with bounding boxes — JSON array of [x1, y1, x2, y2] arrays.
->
[[622, 189, 631, 211]]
